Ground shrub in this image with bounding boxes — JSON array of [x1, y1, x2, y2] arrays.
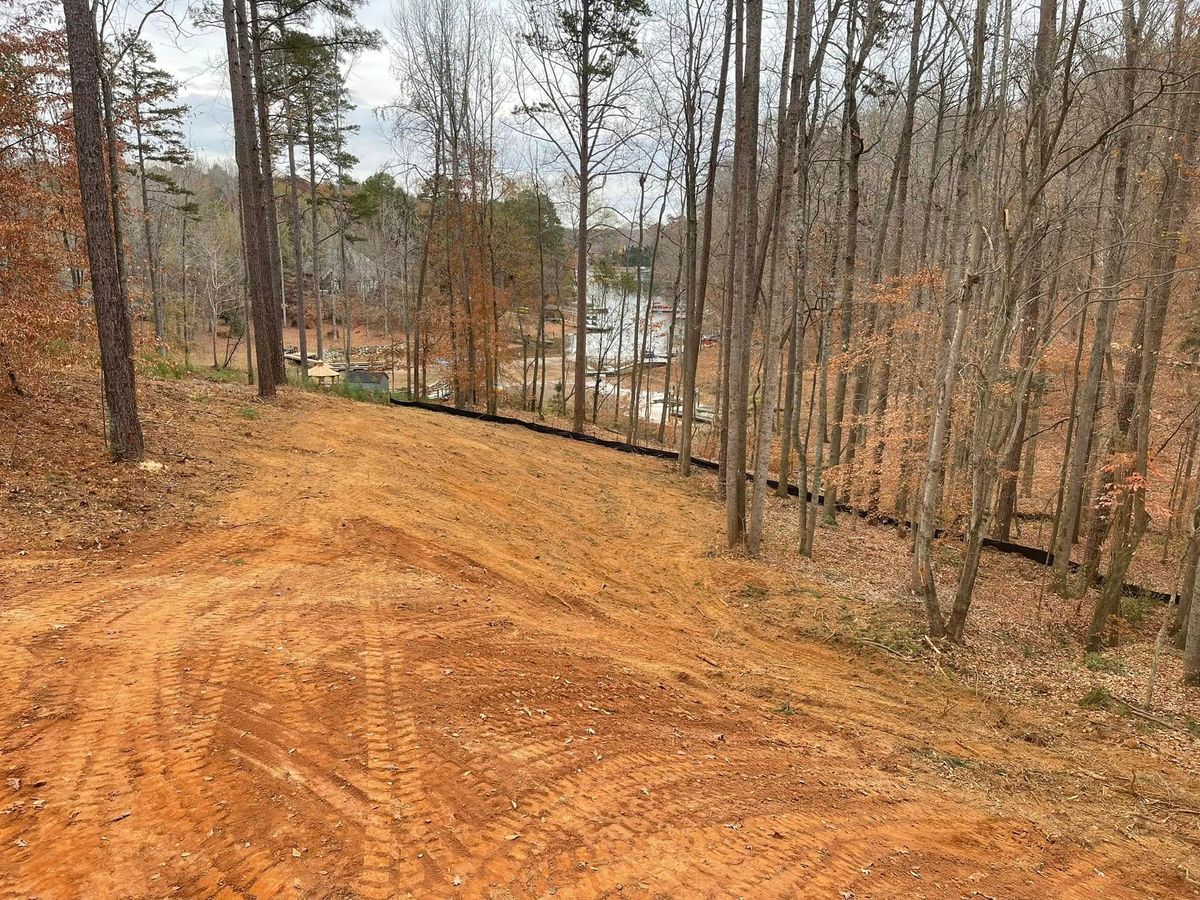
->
[[1084, 653, 1127, 675], [139, 354, 189, 380], [195, 365, 248, 384], [1119, 591, 1155, 628], [737, 583, 769, 601], [1078, 687, 1113, 710]]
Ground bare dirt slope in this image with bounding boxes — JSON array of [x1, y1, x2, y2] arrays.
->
[[1, 392, 1197, 898]]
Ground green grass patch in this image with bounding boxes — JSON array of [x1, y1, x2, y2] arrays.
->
[[863, 625, 921, 656], [139, 354, 190, 380], [141, 356, 248, 385], [1084, 652, 1127, 675], [1120, 592, 1155, 627], [43, 337, 74, 359], [194, 365, 248, 384], [290, 371, 392, 405], [737, 583, 769, 602], [237, 406, 259, 421], [788, 584, 823, 599], [1078, 687, 1114, 710]]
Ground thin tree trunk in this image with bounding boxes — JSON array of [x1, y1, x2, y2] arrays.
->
[[680, 0, 733, 475], [1052, 0, 1139, 581], [285, 90, 309, 377], [306, 102, 325, 362], [911, 0, 989, 638], [130, 65, 165, 351]]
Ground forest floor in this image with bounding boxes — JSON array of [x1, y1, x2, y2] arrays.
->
[[2, 373, 1200, 898]]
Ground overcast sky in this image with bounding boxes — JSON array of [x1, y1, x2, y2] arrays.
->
[[142, 0, 398, 179]]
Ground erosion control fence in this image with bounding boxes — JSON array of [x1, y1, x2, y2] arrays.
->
[[390, 397, 1173, 604]]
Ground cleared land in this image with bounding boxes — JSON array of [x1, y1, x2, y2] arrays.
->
[[1, 389, 1197, 898]]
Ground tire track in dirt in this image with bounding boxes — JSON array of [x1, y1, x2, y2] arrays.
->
[[355, 593, 419, 897], [1, 396, 1196, 898], [1, 566, 242, 896]]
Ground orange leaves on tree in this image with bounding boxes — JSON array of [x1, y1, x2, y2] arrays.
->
[[0, 11, 87, 391]]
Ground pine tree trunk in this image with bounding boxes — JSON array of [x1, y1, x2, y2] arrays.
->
[[247, 0, 283, 384], [64, 0, 145, 460], [224, 0, 276, 399], [98, 67, 130, 315]]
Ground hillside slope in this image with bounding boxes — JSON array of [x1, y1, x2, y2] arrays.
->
[[1, 390, 1197, 898]]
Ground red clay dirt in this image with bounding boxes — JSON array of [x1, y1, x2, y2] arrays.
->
[[1, 391, 1197, 898]]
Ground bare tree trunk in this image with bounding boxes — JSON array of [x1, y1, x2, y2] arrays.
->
[[285, 89, 309, 377], [994, 241, 1044, 539], [130, 65, 165, 352], [911, 0, 989, 638], [1089, 144, 1188, 648], [658, 245, 685, 443], [895, 73, 949, 524], [723, 0, 762, 548], [1186, 509, 1200, 681], [224, 0, 276, 399], [65, 0, 145, 460], [680, 0, 733, 475], [1172, 500, 1200, 648], [627, 180, 647, 441], [1052, 0, 1139, 581], [826, 4, 876, 519], [803, 297, 829, 556], [98, 67, 130, 317], [305, 102, 325, 362], [630, 168, 674, 444], [571, 0, 591, 432], [749, 0, 816, 549], [865, 0, 923, 515], [249, 0, 285, 384]]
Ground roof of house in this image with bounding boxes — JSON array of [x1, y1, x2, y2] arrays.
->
[[306, 362, 341, 379]]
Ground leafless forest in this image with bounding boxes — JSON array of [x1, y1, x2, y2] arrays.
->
[[9, 0, 1200, 891], [20, 0, 1200, 661]]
